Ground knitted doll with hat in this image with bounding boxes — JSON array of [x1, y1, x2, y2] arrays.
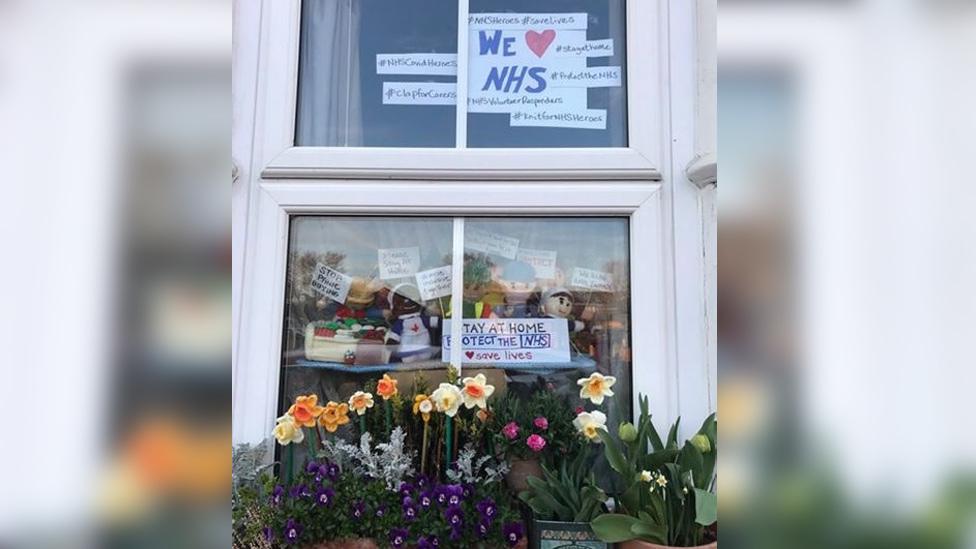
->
[[385, 283, 441, 363], [540, 287, 587, 333], [491, 260, 540, 319], [334, 278, 384, 322]]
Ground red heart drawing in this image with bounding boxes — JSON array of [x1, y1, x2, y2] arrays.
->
[[525, 29, 556, 58], [465, 351, 475, 359]]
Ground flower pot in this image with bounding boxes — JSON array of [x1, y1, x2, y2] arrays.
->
[[530, 519, 609, 549], [305, 539, 379, 549], [618, 541, 716, 549], [506, 458, 544, 493]]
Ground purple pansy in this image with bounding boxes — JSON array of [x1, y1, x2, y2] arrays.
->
[[389, 527, 409, 549], [375, 504, 387, 518], [402, 496, 418, 521], [443, 484, 464, 506], [325, 462, 340, 481], [283, 518, 303, 545], [270, 485, 284, 506], [435, 486, 449, 506], [477, 518, 492, 539], [449, 525, 463, 541], [462, 483, 474, 499], [350, 500, 366, 520], [416, 474, 430, 488], [262, 526, 274, 542], [417, 536, 436, 549], [305, 461, 320, 474], [503, 522, 524, 547], [315, 486, 335, 507], [445, 504, 464, 529], [419, 489, 433, 509], [399, 481, 415, 497], [476, 498, 497, 521]]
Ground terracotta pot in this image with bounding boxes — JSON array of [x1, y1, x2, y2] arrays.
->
[[618, 541, 716, 549], [506, 458, 544, 493]]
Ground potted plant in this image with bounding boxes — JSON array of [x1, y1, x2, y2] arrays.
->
[[519, 442, 610, 549], [590, 396, 717, 549]]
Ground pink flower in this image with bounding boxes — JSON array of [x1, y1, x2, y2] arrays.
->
[[533, 417, 549, 430], [526, 434, 547, 452], [501, 421, 520, 440], [575, 406, 585, 415]]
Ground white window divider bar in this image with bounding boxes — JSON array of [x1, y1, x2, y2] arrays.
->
[[450, 217, 465, 375], [455, 0, 470, 148]]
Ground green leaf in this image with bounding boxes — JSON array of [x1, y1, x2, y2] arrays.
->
[[599, 429, 630, 476], [631, 520, 668, 544], [591, 514, 642, 543], [694, 488, 717, 526], [666, 418, 681, 449], [678, 443, 705, 488]]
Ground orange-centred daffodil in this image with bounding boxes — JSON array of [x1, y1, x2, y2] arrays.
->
[[577, 372, 616, 405], [319, 401, 351, 433], [348, 391, 375, 416], [376, 373, 399, 400], [460, 373, 495, 410], [288, 394, 325, 427]]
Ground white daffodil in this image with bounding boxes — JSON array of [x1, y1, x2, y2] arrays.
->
[[640, 470, 653, 482], [573, 410, 608, 442], [348, 391, 375, 416], [655, 473, 669, 488], [431, 383, 463, 417], [576, 372, 616, 405], [460, 373, 495, 410], [272, 414, 305, 445]]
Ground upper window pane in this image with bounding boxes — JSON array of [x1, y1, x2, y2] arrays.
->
[[295, 0, 458, 147], [466, 1, 628, 147]]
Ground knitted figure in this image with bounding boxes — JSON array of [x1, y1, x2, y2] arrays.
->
[[491, 260, 540, 318], [385, 283, 441, 363]]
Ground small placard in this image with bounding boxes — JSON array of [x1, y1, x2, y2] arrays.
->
[[468, 13, 588, 31], [442, 318, 571, 364], [378, 247, 420, 279], [376, 53, 458, 75], [516, 248, 558, 279], [311, 264, 353, 303], [416, 265, 453, 301], [382, 82, 457, 105], [552, 39, 614, 58], [510, 108, 607, 129], [570, 267, 615, 292], [465, 228, 520, 259]]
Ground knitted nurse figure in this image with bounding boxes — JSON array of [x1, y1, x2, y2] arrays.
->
[[385, 283, 441, 363]]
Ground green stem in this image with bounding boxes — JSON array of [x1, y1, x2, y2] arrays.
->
[[444, 415, 453, 475], [285, 444, 294, 484], [306, 427, 318, 460], [385, 400, 392, 436], [360, 414, 367, 436], [421, 421, 430, 475]]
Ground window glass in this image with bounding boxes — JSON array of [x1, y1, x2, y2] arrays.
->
[[466, 0, 628, 147], [295, 0, 458, 147]]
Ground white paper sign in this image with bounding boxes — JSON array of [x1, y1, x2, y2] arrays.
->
[[378, 247, 420, 279], [548, 66, 622, 88], [468, 13, 588, 31], [442, 318, 571, 364], [382, 82, 457, 105], [376, 53, 458, 75], [552, 39, 614, 58], [570, 267, 615, 292], [465, 228, 520, 259], [510, 108, 607, 129], [311, 263, 353, 302], [516, 248, 558, 279], [416, 266, 453, 301]]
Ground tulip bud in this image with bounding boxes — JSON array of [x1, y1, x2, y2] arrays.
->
[[690, 433, 711, 453], [618, 422, 638, 442]]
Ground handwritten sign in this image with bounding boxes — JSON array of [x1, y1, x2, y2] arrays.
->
[[382, 82, 457, 105], [466, 13, 619, 129], [376, 53, 457, 75], [442, 318, 571, 364], [510, 108, 607, 129], [465, 228, 520, 259], [311, 264, 353, 303], [416, 265, 453, 301], [378, 247, 420, 279], [516, 248, 558, 279], [570, 267, 615, 292]]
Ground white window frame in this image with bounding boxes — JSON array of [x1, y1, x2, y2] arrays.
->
[[253, 0, 665, 180]]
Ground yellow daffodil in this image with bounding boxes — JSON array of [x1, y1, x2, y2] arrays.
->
[[376, 374, 398, 400], [272, 414, 304, 446], [460, 373, 495, 410], [573, 410, 608, 442], [431, 383, 462, 417], [576, 373, 616, 405], [640, 470, 653, 482], [655, 473, 668, 488], [348, 391, 375, 416], [288, 394, 325, 428], [413, 394, 434, 422], [319, 401, 350, 433]]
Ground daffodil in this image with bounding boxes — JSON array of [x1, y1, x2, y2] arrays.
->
[[431, 383, 462, 417], [413, 394, 434, 422], [460, 373, 495, 410], [573, 410, 608, 442], [376, 374, 398, 400], [577, 373, 616, 405], [272, 414, 305, 445], [319, 401, 350, 432], [288, 394, 325, 428], [348, 391, 375, 416], [640, 470, 653, 482]]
